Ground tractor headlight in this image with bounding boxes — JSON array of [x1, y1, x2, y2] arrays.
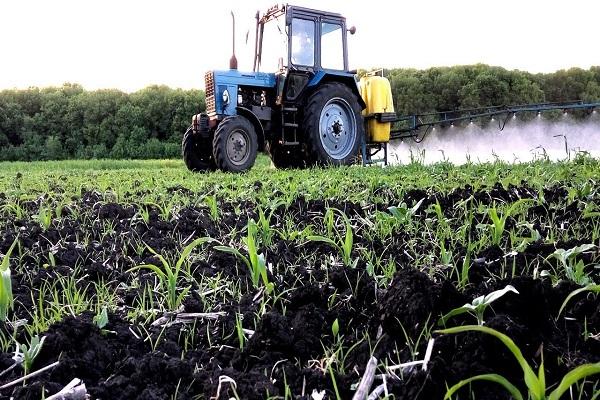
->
[[222, 89, 230, 105]]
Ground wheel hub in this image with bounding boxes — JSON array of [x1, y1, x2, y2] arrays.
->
[[227, 130, 249, 165], [319, 98, 356, 159]]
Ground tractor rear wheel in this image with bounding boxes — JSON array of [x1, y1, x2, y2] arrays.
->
[[212, 115, 258, 172], [182, 126, 216, 172], [303, 82, 364, 166]]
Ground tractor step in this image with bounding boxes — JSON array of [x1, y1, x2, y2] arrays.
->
[[282, 141, 300, 146], [283, 107, 298, 112], [284, 122, 299, 128]]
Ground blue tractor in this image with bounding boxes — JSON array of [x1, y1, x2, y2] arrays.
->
[[183, 4, 365, 172]]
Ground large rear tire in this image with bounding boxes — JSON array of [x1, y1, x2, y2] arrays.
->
[[182, 126, 216, 172], [212, 116, 258, 172], [303, 82, 364, 166]]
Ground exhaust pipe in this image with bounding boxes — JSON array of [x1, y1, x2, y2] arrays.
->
[[229, 11, 238, 70]]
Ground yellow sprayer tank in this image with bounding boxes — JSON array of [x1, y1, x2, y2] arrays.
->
[[359, 75, 395, 142]]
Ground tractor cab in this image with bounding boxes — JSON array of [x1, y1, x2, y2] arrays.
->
[[255, 5, 356, 106], [183, 4, 368, 173]]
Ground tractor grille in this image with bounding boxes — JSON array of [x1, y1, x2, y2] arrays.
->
[[205, 71, 216, 115]]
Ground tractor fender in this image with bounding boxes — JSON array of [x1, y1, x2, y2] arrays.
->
[[236, 106, 265, 151], [307, 71, 366, 110]]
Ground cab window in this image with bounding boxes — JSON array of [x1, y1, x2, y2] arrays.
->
[[321, 22, 344, 70], [291, 18, 315, 67]]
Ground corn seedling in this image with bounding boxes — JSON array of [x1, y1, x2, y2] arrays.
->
[[485, 199, 535, 246], [436, 325, 600, 400], [397, 314, 433, 361], [35, 204, 53, 230], [331, 318, 339, 338], [0, 237, 18, 321], [439, 240, 453, 267], [438, 285, 519, 326], [389, 198, 424, 225], [137, 204, 151, 225], [203, 195, 219, 222], [458, 241, 476, 289], [550, 244, 596, 285], [93, 306, 109, 330], [2, 203, 25, 220], [256, 201, 284, 247], [235, 313, 245, 350], [307, 209, 355, 267], [15, 335, 46, 376], [128, 237, 212, 311], [215, 219, 273, 293]]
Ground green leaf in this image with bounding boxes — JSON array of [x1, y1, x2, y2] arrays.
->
[[481, 285, 519, 305], [436, 325, 542, 399], [214, 245, 253, 284], [557, 284, 600, 318], [175, 237, 212, 272], [127, 264, 167, 281], [307, 235, 338, 248], [0, 237, 19, 272], [443, 373, 523, 400], [332, 318, 339, 337], [94, 307, 109, 329], [438, 304, 476, 326], [214, 246, 251, 269], [548, 363, 600, 400], [341, 213, 353, 266], [0, 237, 18, 321]]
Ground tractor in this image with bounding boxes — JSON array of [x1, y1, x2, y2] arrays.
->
[[182, 4, 600, 172], [183, 4, 394, 172]]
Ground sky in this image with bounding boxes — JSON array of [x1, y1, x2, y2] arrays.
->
[[0, 0, 598, 92]]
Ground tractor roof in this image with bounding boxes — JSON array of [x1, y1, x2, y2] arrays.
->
[[260, 4, 345, 24]]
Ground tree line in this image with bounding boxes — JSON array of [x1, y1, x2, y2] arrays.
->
[[1, 65, 599, 161], [0, 84, 204, 161], [376, 65, 600, 116]]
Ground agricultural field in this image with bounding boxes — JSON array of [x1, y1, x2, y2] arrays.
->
[[0, 155, 599, 399]]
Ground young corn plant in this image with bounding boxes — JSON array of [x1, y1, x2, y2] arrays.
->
[[256, 201, 284, 247], [15, 335, 46, 376], [549, 244, 596, 285], [0, 237, 18, 321], [438, 285, 519, 326], [93, 306, 109, 330], [128, 237, 212, 311], [457, 241, 476, 290], [436, 325, 600, 400], [2, 203, 25, 220], [483, 199, 534, 246], [136, 204, 151, 225], [307, 209, 355, 267], [36, 204, 53, 230], [388, 198, 424, 225], [203, 195, 219, 222], [215, 219, 273, 293], [235, 313, 245, 350]]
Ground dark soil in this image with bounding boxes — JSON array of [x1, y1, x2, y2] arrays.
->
[[0, 183, 598, 399]]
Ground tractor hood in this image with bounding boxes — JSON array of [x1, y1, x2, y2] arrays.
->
[[211, 69, 276, 88], [205, 69, 276, 116]]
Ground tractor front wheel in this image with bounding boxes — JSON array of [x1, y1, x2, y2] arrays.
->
[[212, 116, 258, 172], [303, 82, 364, 166], [182, 126, 216, 172]]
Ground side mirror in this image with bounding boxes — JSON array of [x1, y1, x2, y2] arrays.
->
[[348, 26, 356, 35]]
